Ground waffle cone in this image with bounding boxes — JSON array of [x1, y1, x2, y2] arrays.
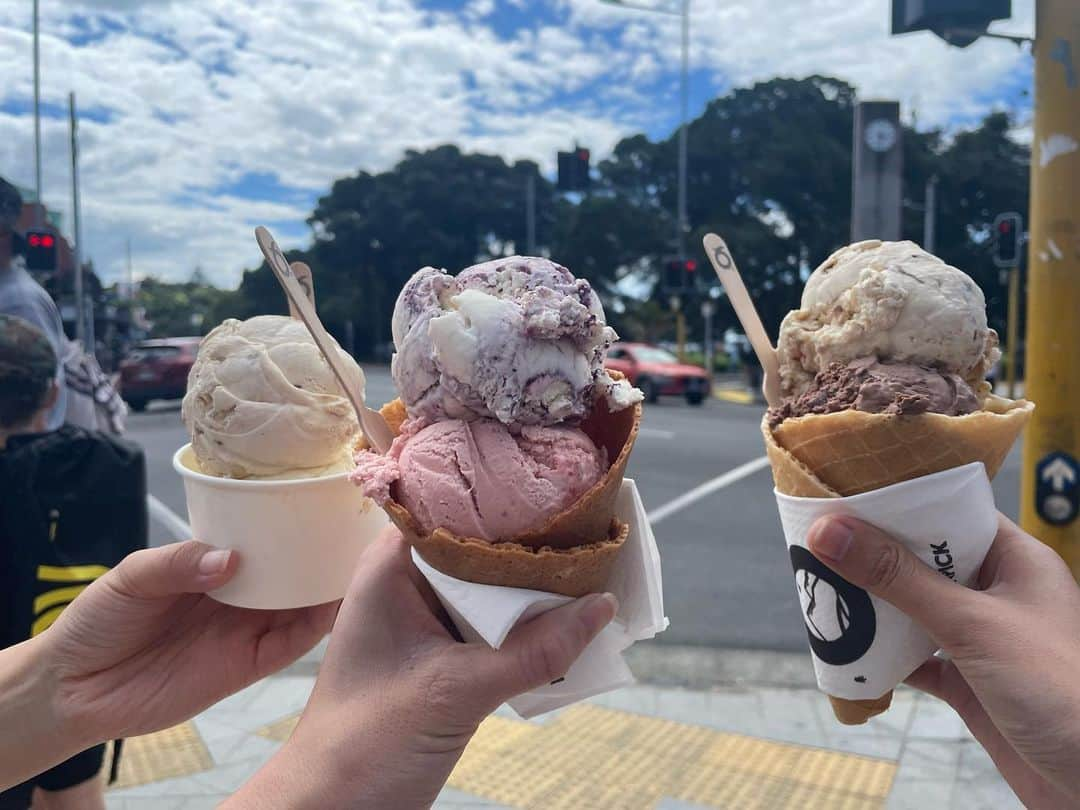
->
[[764, 395, 1033, 723], [369, 373, 642, 597]]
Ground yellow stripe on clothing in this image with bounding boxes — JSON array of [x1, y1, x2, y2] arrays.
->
[[33, 585, 88, 615], [36, 564, 109, 582], [31, 605, 66, 636]]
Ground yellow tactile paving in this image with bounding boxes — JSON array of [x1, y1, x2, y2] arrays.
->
[[109, 721, 213, 789], [447, 704, 896, 810], [255, 714, 300, 743], [124, 702, 896, 808]]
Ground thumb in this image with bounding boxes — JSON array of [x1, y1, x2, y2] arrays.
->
[[807, 515, 979, 648], [466, 593, 618, 707], [108, 540, 237, 600]]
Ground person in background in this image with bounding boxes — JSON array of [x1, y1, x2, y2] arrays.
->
[[0, 316, 144, 809], [61, 338, 127, 435], [0, 178, 66, 431]]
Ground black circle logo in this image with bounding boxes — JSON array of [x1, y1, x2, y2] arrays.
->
[[790, 546, 876, 666]]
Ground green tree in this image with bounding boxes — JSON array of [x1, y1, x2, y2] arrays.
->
[[209, 77, 1030, 356], [137, 275, 227, 338]]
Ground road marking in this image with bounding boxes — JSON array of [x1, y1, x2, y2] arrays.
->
[[647, 455, 771, 526], [147, 494, 192, 540], [638, 427, 675, 439]]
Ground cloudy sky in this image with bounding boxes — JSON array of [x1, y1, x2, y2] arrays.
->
[[0, 0, 1033, 288]]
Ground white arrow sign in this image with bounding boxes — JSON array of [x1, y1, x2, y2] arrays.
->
[[1042, 458, 1077, 491]]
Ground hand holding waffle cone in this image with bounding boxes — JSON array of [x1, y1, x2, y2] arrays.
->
[[712, 236, 1033, 725]]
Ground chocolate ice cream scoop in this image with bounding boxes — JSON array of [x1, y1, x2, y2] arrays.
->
[[767, 357, 979, 427]]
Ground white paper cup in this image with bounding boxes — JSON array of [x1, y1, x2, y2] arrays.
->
[[173, 444, 387, 609], [774, 462, 997, 701]]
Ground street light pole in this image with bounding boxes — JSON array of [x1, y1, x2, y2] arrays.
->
[[32, 0, 43, 227], [601, 0, 690, 259], [677, 0, 689, 261], [69, 91, 84, 345]]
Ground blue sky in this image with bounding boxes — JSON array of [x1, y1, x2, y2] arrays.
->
[[0, 0, 1034, 287]]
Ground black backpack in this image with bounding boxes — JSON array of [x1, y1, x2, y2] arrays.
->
[[0, 425, 148, 650]]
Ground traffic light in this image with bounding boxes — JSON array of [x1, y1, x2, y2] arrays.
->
[[662, 258, 697, 292], [993, 212, 1023, 268], [557, 148, 590, 191], [24, 229, 57, 272], [891, 0, 1011, 48]]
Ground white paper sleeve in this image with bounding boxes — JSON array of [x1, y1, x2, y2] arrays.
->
[[412, 478, 668, 719], [774, 462, 998, 701]]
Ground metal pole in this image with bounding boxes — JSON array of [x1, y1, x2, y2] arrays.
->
[[1021, 0, 1080, 563], [923, 174, 938, 253], [32, 0, 43, 227], [676, 0, 689, 261], [525, 173, 536, 254], [69, 91, 84, 345], [1006, 265, 1019, 399], [126, 238, 133, 299], [702, 300, 713, 378]]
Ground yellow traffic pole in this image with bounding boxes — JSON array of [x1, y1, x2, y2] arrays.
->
[[1020, 0, 1080, 569]]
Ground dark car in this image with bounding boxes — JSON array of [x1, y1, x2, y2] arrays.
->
[[604, 342, 710, 405], [118, 337, 201, 411]]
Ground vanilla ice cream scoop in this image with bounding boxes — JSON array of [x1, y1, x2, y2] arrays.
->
[[777, 240, 999, 396], [182, 315, 363, 479], [391, 256, 640, 427]]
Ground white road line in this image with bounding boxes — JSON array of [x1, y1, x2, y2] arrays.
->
[[646, 455, 771, 526], [638, 427, 675, 440], [147, 494, 192, 540]]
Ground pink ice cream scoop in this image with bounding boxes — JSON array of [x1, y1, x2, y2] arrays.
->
[[352, 419, 606, 542]]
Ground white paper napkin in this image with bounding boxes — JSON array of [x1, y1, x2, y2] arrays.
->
[[774, 461, 998, 701], [412, 478, 668, 718]]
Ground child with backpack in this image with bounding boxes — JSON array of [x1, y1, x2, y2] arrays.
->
[[0, 315, 146, 810]]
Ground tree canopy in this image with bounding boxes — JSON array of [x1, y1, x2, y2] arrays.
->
[[203, 75, 1029, 355]]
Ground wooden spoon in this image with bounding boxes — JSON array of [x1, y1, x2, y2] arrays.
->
[[702, 233, 782, 408], [287, 261, 315, 316], [255, 226, 394, 453]]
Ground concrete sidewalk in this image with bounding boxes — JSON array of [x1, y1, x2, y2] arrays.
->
[[103, 644, 1020, 809]]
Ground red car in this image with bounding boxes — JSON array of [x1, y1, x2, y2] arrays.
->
[[119, 337, 201, 411], [605, 342, 710, 405]]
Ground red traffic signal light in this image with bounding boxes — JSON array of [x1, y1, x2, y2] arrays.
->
[[662, 258, 698, 291], [27, 233, 55, 248], [992, 212, 1022, 268], [24, 229, 58, 272]]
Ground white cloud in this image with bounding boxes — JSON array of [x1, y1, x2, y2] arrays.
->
[[0, 0, 1033, 288]]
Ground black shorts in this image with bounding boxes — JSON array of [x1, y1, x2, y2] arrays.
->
[[0, 744, 105, 810]]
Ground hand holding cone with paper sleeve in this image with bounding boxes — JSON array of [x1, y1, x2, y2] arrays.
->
[[711, 236, 1034, 724], [352, 256, 644, 597]]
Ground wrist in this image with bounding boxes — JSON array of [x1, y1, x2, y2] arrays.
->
[[226, 726, 368, 809], [0, 636, 90, 788]]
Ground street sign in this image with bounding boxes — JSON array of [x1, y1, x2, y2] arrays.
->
[[1035, 451, 1079, 526]]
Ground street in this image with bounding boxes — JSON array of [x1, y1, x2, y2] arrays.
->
[[133, 366, 1023, 653]]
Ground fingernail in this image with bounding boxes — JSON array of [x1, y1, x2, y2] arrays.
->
[[811, 518, 853, 563], [198, 549, 231, 576], [576, 592, 619, 635]]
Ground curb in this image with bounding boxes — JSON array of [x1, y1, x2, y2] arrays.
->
[[625, 642, 819, 690]]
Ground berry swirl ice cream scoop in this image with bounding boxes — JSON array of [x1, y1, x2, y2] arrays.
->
[[391, 256, 640, 427]]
